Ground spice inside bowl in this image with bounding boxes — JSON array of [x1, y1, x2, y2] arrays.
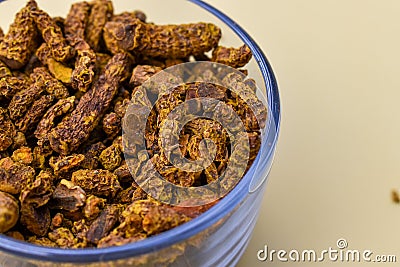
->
[[0, 0, 279, 266]]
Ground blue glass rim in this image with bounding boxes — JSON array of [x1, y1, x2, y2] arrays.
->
[[0, 0, 281, 263]]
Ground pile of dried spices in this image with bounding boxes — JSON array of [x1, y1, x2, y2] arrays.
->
[[0, 0, 267, 249]]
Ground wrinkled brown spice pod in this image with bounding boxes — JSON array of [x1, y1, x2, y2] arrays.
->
[[0, 191, 19, 233], [103, 19, 221, 58], [0, 0, 38, 69], [212, 44, 252, 68], [85, 0, 114, 51], [64, 1, 91, 44], [49, 53, 131, 155], [31, 6, 74, 63]]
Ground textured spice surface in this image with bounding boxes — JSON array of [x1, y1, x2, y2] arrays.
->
[[49, 53, 131, 155], [0, 0, 38, 69], [0, 0, 266, 252]]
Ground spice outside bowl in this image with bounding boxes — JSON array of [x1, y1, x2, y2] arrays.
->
[[0, 0, 280, 266]]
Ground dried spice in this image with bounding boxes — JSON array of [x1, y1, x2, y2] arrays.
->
[[0, 61, 13, 79], [86, 204, 121, 244], [19, 171, 53, 236], [65, 2, 91, 45], [35, 43, 73, 84], [112, 11, 146, 24], [28, 236, 57, 247], [0, 108, 16, 151], [11, 146, 33, 165], [49, 154, 85, 176], [11, 131, 27, 150], [71, 169, 121, 198], [32, 67, 69, 99], [0, 76, 29, 100], [0, 0, 38, 69], [83, 195, 106, 220], [113, 162, 133, 183], [31, 6, 74, 63], [34, 96, 75, 142], [48, 227, 76, 248], [104, 19, 221, 58], [129, 200, 190, 235], [85, 0, 114, 51], [0, 157, 35, 194], [5, 231, 25, 241], [49, 179, 86, 212], [80, 142, 106, 170], [0, 191, 19, 233], [50, 212, 64, 229], [102, 112, 121, 138], [71, 40, 96, 92], [99, 144, 122, 171], [15, 94, 55, 133], [49, 53, 131, 155], [129, 65, 162, 88], [8, 79, 45, 121], [211, 44, 252, 68]]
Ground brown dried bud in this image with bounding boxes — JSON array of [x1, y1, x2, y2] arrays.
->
[[0, 60, 13, 79], [15, 94, 55, 133], [49, 179, 86, 212], [102, 112, 121, 138], [11, 146, 33, 165], [49, 53, 131, 155], [5, 231, 25, 241], [35, 44, 73, 84], [104, 19, 221, 58], [8, 79, 45, 122], [99, 144, 122, 171], [79, 142, 106, 170], [212, 45, 252, 68], [0, 108, 16, 152], [48, 227, 76, 248], [86, 204, 121, 244], [112, 11, 146, 24], [0, 157, 35, 194], [71, 169, 121, 198], [129, 65, 162, 88], [85, 0, 114, 51], [31, 7, 74, 63], [0, 192, 19, 233], [65, 2, 91, 44], [32, 67, 69, 99], [113, 162, 133, 183], [49, 154, 85, 176], [0, 76, 29, 100], [20, 171, 54, 236], [83, 195, 106, 220], [71, 41, 96, 92], [11, 132, 27, 150], [0, 0, 39, 69], [28, 236, 57, 247], [51, 212, 64, 229]]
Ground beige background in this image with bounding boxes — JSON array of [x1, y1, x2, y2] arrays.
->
[[202, 0, 400, 266], [1, 0, 400, 266]]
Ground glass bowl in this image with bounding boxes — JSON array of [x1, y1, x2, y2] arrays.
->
[[0, 0, 280, 266]]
